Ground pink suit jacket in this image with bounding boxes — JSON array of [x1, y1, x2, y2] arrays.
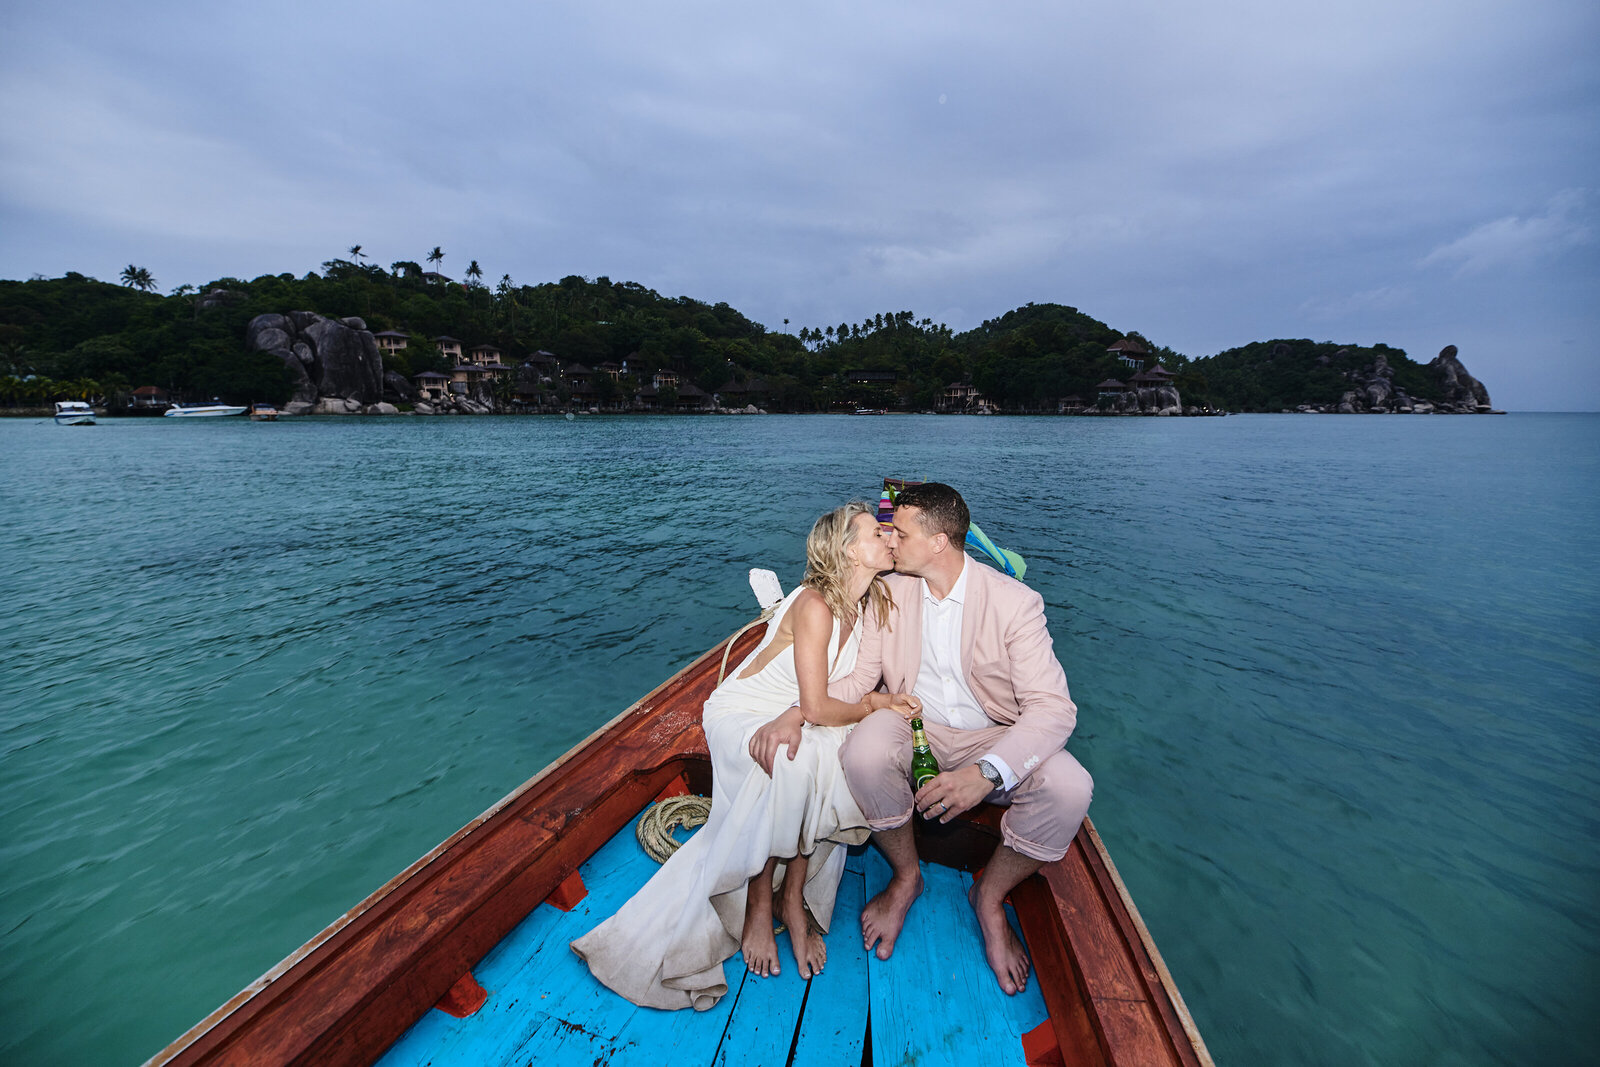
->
[[833, 560, 1078, 782]]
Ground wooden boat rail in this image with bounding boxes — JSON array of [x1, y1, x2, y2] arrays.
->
[[148, 622, 1211, 1067]]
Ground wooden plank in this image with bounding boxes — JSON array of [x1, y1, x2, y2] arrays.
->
[[377, 810, 748, 1067], [713, 933, 804, 1067], [1041, 840, 1196, 1067], [372, 822, 649, 1065], [496, 855, 745, 1067], [969, 871, 1060, 1050], [1074, 833, 1205, 1067], [864, 850, 1049, 1067], [1009, 868, 1108, 1067], [788, 865, 870, 1067]]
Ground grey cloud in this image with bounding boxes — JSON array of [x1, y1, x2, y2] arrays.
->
[[1, 0, 1596, 407], [1421, 191, 1594, 276]]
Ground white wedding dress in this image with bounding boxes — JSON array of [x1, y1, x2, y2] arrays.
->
[[571, 588, 870, 1010]]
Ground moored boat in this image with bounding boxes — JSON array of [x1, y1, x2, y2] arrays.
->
[[164, 403, 247, 418], [53, 400, 96, 425], [146, 613, 1212, 1067], [249, 403, 280, 421]]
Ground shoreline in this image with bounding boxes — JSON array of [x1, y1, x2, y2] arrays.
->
[[3, 406, 1520, 419]]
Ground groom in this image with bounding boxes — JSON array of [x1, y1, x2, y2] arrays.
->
[[835, 482, 1091, 994]]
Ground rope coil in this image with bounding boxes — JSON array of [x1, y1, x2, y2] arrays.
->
[[636, 794, 713, 863]]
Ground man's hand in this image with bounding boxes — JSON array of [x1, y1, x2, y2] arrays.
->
[[914, 764, 996, 824], [749, 707, 805, 776], [882, 693, 921, 720]]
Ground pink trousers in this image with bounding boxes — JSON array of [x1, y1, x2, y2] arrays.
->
[[839, 709, 1092, 863]]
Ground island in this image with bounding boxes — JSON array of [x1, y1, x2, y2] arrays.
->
[[0, 267, 1497, 416]]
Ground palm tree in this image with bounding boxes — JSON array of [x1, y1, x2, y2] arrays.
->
[[466, 260, 483, 286], [170, 283, 200, 321], [427, 246, 444, 278], [349, 244, 366, 264], [120, 265, 156, 292], [496, 274, 519, 332]]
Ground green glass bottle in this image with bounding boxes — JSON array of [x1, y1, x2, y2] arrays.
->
[[910, 717, 940, 789]]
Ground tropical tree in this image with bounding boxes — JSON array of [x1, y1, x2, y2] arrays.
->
[[348, 244, 366, 264], [466, 260, 483, 286], [427, 246, 445, 277], [120, 265, 156, 292], [496, 273, 519, 332]]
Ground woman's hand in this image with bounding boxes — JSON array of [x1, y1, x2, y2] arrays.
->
[[882, 693, 922, 720], [749, 706, 805, 776]]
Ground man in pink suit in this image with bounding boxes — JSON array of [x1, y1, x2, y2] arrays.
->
[[835, 483, 1092, 995]]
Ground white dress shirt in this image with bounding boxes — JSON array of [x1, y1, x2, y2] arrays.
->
[[911, 558, 1019, 791]]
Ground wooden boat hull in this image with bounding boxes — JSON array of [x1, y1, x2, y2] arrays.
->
[[147, 623, 1210, 1067]]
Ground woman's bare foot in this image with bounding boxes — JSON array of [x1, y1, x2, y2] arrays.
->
[[968, 881, 1030, 994], [861, 868, 923, 960], [742, 868, 780, 977], [781, 896, 827, 978]]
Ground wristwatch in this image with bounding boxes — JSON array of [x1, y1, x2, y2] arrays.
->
[[976, 759, 1004, 791]]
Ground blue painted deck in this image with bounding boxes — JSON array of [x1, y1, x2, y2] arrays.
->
[[376, 816, 1049, 1067]]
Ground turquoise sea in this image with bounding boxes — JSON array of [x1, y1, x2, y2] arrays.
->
[[1, 413, 1596, 1066]]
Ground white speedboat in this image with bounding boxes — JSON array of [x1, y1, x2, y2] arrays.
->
[[53, 401, 96, 425], [164, 403, 247, 418]]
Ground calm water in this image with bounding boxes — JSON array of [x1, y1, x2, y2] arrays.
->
[[1, 413, 1596, 1066]]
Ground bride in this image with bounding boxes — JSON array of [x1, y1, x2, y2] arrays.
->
[[571, 501, 917, 1010]]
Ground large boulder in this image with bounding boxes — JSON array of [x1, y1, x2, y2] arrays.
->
[[246, 311, 385, 410], [383, 370, 416, 403], [197, 288, 246, 309], [245, 314, 291, 351], [1428, 345, 1494, 412], [1103, 383, 1183, 415], [304, 317, 383, 401]]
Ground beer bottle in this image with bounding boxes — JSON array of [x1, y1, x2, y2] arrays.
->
[[909, 717, 940, 789]]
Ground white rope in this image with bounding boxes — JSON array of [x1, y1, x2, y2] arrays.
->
[[717, 604, 779, 684], [635, 794, 713, 863]]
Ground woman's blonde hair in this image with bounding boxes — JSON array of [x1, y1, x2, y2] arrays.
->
[[801, 501, 893, 629]]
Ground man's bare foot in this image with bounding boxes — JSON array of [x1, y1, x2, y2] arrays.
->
[[782, 897, 827, 978], [861, 869, 923, 961], [741, 892, 780, 977], [968, 881, 1030, 994]]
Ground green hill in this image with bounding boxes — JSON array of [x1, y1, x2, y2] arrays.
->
[[1, 267, 1175, 411], [0, 265, 1467, 414], [1187, 339, 1442, 412]]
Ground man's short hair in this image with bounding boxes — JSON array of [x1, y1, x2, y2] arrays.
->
[[895, 482, 970, 543]]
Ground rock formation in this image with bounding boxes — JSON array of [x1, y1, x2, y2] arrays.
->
[[1101, 383, 1183, 415], [246, 312, 396, 414], [1428, 345, 1494, 412], [1324, 345, 1494, 414]]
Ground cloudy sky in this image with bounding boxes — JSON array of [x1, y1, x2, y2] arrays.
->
[[2, 0, 1595, 409]]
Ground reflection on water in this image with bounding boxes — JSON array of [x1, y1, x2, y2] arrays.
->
[[1, 413, 1596, 1065]]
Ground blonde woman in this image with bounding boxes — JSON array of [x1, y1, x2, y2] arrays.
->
[[573, 502, 917, 1010]]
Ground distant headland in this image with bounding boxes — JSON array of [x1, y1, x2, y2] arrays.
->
[[0, 265, 1497, 416]]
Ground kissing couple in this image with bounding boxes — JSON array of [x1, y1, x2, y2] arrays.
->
[[573, 483, 1092, 1009]]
